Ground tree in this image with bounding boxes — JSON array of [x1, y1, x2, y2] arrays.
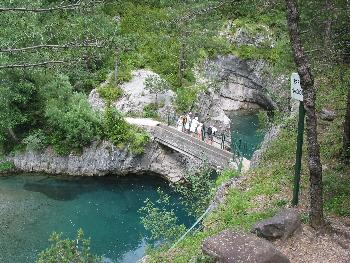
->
[[285, 0, 325, 228], [144, 75, 170, 106], [36, 229, 101, 263]]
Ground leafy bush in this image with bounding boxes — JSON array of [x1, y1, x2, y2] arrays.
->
[[143, 103, 159, 119], [144, 75, 170, 105], [36, 229, 101, 263], [175, 86, 201, 113], [129, 127, 150, 154], [173, 165, 216, 217], [0, 161, 15, 172], [103, 107, 131, 147], [103, 106, 150, 154], [44, 85, 103, 155], [22, 130, 47, 151], [97, 84, 123, 105], [139, 189, 186, 243]]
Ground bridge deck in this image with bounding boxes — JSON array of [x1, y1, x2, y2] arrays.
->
[[153, 124, 233, 169]]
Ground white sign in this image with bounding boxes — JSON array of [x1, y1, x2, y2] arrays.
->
[[291, 73, 303, 101]]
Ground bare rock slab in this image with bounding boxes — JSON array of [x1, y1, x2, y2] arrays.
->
[[202, 230, 290, 263], [252, 208, 301, 241], [320, 108, 336, 121]]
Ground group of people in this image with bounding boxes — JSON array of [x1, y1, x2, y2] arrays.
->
[[176, 112, 217, 144]]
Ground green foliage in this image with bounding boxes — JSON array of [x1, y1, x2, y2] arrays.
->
[[44, 79, 103, 154], [0, 161, 15, 172], [143, 103, 159, 119], [139, 189, 186, 243], [215, 169, 239, 187], [103, 106, 150, 154], [175, 86, 201, 113], [173, 164, 216, 217], [257, 110, 270, 130], [103, 107, 131, 147], [22, 130, 47, 151], [97, 85, 123, 105], [36, 229, 101, 263], [144, 75, 170, 101]]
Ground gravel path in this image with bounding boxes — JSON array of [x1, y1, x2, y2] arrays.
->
[[274, 219, 350, 263]]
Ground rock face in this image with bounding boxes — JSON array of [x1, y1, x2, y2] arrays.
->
[[194, 54, 288, 131], [89, 70, 175, 120], [202, 230, 290, 263], [252, 209, 301, 241], [320, 108, 336, 121], [7, 137, 194, 183]]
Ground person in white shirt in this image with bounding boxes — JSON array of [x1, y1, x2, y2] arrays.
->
[[177, 116, 184, 131], [190, 117, 199, 134]]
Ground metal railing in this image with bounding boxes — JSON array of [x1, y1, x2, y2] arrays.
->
[[165, 112, 256, 160]]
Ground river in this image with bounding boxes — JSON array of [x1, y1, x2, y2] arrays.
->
[[0, 174, 191, 263], [0, 111, 265, 263]]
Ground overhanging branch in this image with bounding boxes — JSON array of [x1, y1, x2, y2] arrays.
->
[[0, 59, 81, 69], [0, 1, 103, 13], [0, 42, 104, 53]]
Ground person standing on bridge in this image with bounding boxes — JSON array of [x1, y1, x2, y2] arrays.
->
[[177, 116, 184, 131], [181, 115, 187, 132], [221, 132, 226, 149], [197, 122, 203, 140], [190, 117, 199, 136], [185, 112, 192, 134]]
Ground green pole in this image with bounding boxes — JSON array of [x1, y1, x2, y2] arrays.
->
[[292, 101, 305, 206]]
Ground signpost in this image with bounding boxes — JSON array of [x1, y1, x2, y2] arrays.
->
[[291, 73, 305, 206]]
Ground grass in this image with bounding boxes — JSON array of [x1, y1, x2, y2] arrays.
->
[[146, 71, 350, 260]]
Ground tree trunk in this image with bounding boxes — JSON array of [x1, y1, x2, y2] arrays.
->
[[7, 128, 18, 142], [324, 0, 333, 52], [285, 0, 325, 229], [343, 83, 350, 161], [178, 40, 186, 87], [114, 50, 119, 85]]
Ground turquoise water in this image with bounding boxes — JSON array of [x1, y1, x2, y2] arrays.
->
[[230, 110, 266, 159], [0, 174, 191, 263]]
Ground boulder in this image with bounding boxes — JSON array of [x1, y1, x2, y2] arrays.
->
[[320, 108, 336, 121], [252, 208, 301, 241], [115, 69, 175, 117], [202, 230, 290, 263]]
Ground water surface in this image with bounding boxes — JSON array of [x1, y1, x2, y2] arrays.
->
[[230, 110, 266, 158], [0, 174, 190, 263]]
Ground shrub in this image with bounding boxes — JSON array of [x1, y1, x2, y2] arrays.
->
[[103, 106, 150, 154], [22, 130, 47, 151], [173, 164, 216, 217], [139, 189, 186, 243], [97, 84, 123, 105], [0, 161, 15, 172], [45, 93, 103, 155], [175, 86, 201, 113], [36, 229, 101, 263], [143, 103, 159, 119]]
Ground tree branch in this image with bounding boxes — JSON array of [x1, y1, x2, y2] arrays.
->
[[0, 60, 80, 69], [0, 1, 103, 13], [0, 42, 104, 53], [174, 0, 237, 24]]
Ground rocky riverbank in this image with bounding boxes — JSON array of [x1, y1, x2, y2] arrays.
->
[[6, 138, 194, 183]]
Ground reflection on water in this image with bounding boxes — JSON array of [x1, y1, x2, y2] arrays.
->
[[0, 174, 191, 263], [230, 110, 266, 158]]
